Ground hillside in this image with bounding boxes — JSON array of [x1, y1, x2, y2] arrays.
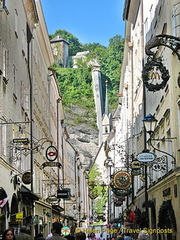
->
[[52, 31, 124, 167]]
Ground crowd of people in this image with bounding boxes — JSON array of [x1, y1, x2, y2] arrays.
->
[[1, 224, 149, 240]]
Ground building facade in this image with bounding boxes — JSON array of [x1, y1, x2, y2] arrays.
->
[[112, 0, 180, 239], [0, 0, 90, 238]]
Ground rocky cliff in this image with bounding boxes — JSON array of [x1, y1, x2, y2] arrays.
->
[[64, 105, 99, 169]]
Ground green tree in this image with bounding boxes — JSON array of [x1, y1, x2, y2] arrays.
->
[[50, 30, 124, 110], [82, 43, 106, 52]]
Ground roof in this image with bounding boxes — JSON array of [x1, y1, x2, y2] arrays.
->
[[50, 35, 69, 44]]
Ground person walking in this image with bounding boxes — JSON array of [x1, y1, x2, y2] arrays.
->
[[116, 233, 124, 240], [36, 233, 45, 240], [124, 233, 132, 240], [75, 232, 86, 240], [16, 227, 31, 240], [2, 229, 16, 240], [47, 222, 66, 240]]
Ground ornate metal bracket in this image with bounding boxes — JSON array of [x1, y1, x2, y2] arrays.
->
[[145, 34, 180, 60], [142, 34, 180, 91]]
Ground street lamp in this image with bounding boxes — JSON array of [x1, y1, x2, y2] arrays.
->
[[142, 114, 158, 135], [104, 158, 114, 227], [142, 114, 176, 163]]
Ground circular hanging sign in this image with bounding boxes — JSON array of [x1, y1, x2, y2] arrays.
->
[[136, 152, 156, 162], [22, 172, 32, 184], [113, 171, 131, 190], [46, 146, 58, 161], [142, 56, 170, 92], [61, 226, 70, 236]]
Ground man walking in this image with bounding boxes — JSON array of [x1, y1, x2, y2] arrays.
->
[[48, 222, 66, 240], [16, 226, 31, 240]]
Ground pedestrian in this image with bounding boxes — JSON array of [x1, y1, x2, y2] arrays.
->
[[2, 229, 16, 240], [65, 235, 75, 240], [75, 232, 86, 240], [47, 222, 66, 240], [116, 233, 124, 240], [124, 233, 132, 240], [88, 233, 97, 240], [99, 234, 105, 240], [16, 226, 31, 240], [36, 233, 45, 240], [46, 230, 53, 240]]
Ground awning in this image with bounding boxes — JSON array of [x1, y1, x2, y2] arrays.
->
[[52, 204, 64, 212], [19, 185, 39, 201], [60, 213, 77, 221]]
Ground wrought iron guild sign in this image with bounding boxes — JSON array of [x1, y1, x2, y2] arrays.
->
[[142, 34, 180, 91], [149, 155, 167, 173], [142, 56, 170, 91]]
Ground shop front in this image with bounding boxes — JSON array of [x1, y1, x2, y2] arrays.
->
[[148, 174, 178, 240], [34, 200, 52, 238], [0, 187, 9, 237]]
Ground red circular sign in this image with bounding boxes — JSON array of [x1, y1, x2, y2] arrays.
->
[[46, 146, 58, 161]]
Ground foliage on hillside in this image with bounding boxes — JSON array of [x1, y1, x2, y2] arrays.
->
[[51, 30, 124, 110], [55, 67, 94, 108]]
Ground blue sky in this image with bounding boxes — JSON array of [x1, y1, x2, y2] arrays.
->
[[40, 0, 125, 47]]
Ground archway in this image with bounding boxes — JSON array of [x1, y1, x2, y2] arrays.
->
[[158, 200, 177, 240], [0, 187, 9, 235], [10, 193, 19, 227]]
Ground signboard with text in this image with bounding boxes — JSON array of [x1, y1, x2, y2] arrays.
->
[[136, 152, 156, 162], [57, 189, 71, 200]]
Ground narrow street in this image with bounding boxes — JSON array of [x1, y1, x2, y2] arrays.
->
[[0, 0, 180, 240]]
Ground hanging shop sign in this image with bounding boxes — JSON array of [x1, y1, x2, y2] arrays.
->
[[57, 189, 71, 200], [88, 189, 98, 199], [131, 160, 141, 169], [136, 152, 156, 162], [112, 188, 132, 197], [13, 138, 29, 144], [61, 226, 71, 236], [42, 162, 61, 168], [131, 169, 141, 176], [131, 160, 141, 176], [113, 171, 131, 190], [16, 211, 23, 222], [22, 172, 32, 184], [142, 56, 170, 92], [46, 146, 58, 161], [149, 155, 167, 172]]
